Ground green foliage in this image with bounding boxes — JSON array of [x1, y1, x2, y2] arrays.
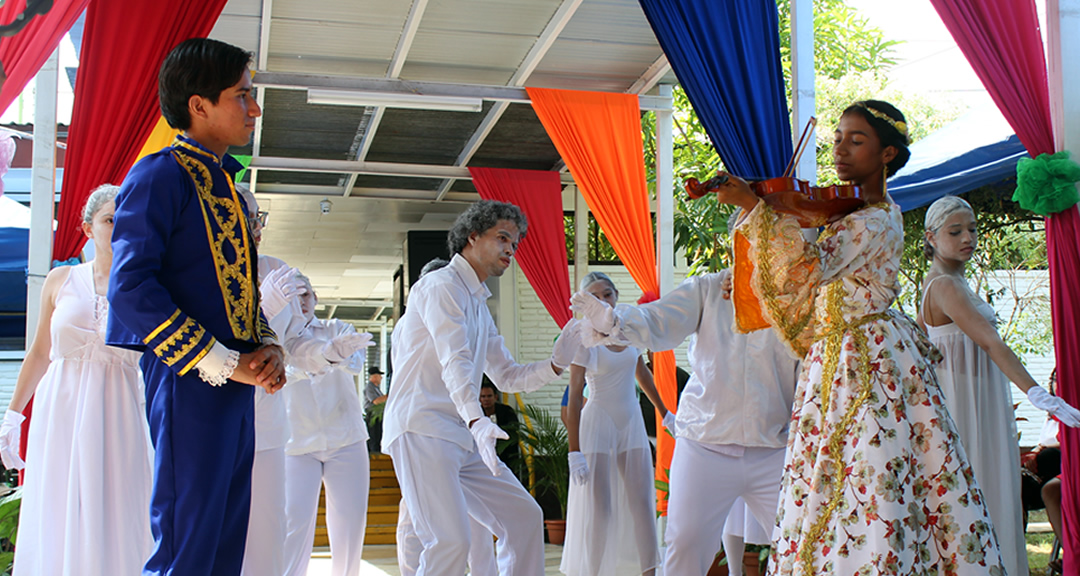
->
[[517, 404, 570, 519], [0, 487, 21, 576], [776, 0, 900, 82]]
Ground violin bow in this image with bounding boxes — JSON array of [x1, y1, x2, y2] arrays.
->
[[782, 116, 818, 179]]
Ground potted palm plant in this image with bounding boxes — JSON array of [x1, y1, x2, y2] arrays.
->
[[517, 403, 570, 544]]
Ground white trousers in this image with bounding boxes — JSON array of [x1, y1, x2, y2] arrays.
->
[[397, 500, 498, 576], [721, 498, 771, 576], [662, 439, 785, 576], [241, 446, 287, 576], [283, 441, 370, 576], [388, 433, 543, 576]]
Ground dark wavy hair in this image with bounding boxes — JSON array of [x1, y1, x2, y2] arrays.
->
[[447, 200, 528, 255], [841, 100, 911, 176], [159, 38, 253, 130]]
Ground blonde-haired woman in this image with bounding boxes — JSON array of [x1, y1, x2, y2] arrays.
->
[[919, 195, 1080, 576], [561, 271, 668, 576], [0, 185, 153, 575]]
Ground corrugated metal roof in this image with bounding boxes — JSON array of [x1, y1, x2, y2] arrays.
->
[[211, 0, 676, 316]]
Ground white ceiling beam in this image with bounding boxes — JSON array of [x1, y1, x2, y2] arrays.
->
[[342, 0, 430, 198], [433, 0, 585, 202], [250, 155, 577, 184], [248, 0, 275, 194], [626, 54, 671, 95], [252, 72, 672, 111], [319, 298, 394, 308]]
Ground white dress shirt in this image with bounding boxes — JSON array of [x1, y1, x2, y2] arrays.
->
[[283, 318, 368, 456], [383, 253, 559, 452], [606, 270, 799, 450]]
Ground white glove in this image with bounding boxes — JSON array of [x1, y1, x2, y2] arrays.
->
[[570, 291, 616, 334], [322, 332, 375, 364], [470, 417, 509, 476], [568, 451, 589, 485], [662, 411, 676, 432], [0, 410, 26, 470], [1028, 386, 1080, 428], [260, 266, 306, 319], [551, 319, 583, 369]]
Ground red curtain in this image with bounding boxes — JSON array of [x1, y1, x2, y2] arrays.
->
[[469, 167, 572, 329], [52, 0, 230, 260], [0, 0, 90, 114], [930, 0, 1080, 569], [528, 87, 678, 514]]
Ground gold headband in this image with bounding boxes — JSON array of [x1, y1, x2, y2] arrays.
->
[[857, 103, 910, 144]]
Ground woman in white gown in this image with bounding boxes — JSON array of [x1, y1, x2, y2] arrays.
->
[[918, 195, 1080, 576], [0, 185, 153, 575], [561, 272, 669, 576]]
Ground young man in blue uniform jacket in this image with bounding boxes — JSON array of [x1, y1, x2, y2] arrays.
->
[[106, 38, 286, 576]]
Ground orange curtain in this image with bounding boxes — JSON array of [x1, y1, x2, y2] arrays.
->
[[528, 87, 678, 514]]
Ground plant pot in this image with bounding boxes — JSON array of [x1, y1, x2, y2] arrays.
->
[[742, 550, 762, 576], [706, 552, 728, 576], [544, 519, 567, 545]]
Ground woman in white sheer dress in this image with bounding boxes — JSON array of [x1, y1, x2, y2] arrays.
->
[[919, 195, 1080, 576], [0, 185, 153, 575], [561, 271, 669, 576]]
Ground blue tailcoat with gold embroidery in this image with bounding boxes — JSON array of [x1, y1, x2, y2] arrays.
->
[[107, 135, 274, 576]]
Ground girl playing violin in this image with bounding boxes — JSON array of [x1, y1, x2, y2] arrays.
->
[[710, 101, 1005, 576]]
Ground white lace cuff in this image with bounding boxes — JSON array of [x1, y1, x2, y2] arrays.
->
[[196, 342, 240, 387]]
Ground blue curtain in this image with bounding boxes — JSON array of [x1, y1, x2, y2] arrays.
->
[[639, 0, 793, 180]]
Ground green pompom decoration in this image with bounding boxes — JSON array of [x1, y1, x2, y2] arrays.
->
[[1012, 151, 1080, 216]]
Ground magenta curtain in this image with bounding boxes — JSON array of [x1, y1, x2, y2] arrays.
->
[[52, 0, 230, 261], [930, 0, 1080, 569], [0, 0, 90, 115], [469, 167, 572, 328]]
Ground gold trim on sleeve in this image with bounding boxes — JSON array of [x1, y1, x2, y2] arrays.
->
[[144, 309, 181, 345]]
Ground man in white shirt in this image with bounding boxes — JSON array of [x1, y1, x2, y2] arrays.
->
[[384, 200, 580, 576], [572, 268, 799, 576]]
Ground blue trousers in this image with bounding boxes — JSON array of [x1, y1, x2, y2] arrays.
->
[[141, 355, 256, 576]]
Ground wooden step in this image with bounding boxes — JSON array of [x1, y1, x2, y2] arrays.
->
[[368, 486, 402, 507]]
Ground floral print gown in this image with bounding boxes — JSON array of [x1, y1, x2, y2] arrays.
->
[[736, 200, 1005, 576]]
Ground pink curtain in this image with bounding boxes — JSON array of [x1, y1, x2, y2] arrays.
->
[[0, 0, 90, 114], [52, 0, 230, 261], [469, 167, 572, 328], [930, 0, 1080, 569]]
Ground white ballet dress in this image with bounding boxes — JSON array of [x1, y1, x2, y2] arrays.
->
[[925, 280, 1028, 576], [561, 344, 658, 576], [14, 263, 153, 575]]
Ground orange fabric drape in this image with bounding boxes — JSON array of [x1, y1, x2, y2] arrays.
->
[[528, 87, 678, 514]]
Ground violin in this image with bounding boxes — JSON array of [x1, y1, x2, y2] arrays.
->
[[684, 174, 865, 227], [683, 117, 866, 227]]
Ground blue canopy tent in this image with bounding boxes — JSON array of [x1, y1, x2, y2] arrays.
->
[[888, 102, 1028, 212], [0, 195, 31, 340]]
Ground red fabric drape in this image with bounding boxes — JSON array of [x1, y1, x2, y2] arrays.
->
[[469, 167, 572, 329], [930, 0, 1080, 569], [52, 0, 230, 260], [0, 0, 90, 115], [528, 87, 678, 514]]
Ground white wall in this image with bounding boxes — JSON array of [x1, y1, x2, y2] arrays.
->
[[0, 352, 24, 413]]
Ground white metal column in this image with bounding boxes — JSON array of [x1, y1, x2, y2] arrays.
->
[[26, 49, 60, 348], [1048, 0, 1080, 153], [790, 0, 816, 183], [655, 84, 675, 295], [572, 185, 588, 291]]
